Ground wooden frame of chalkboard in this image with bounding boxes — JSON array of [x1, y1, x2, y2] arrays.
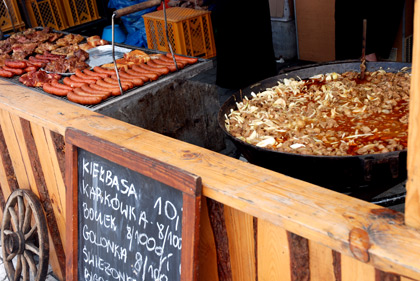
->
[[65, 128, 202, 281]]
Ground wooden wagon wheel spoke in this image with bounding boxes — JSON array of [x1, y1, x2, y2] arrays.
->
[[8, 206, 19, 232], [1, 189, 49, 281], [24, 224, 37, 241], [13, 255, 22, 281], [22, 199, 32, 233], [3, 229, 13, 235], [25, 242, 40, 256], [6, 252, 17, 262], [18, 195, 25, 231], [24, 250, 38, 277], [21, 253, 29, 281]]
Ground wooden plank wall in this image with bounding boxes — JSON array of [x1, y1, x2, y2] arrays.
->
[[0, 108, 66, 280], [0, 100, 420, 281], [198, 201, 409, 281]]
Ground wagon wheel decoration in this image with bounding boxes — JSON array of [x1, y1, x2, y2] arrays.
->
[[1, 189, 49, 281]]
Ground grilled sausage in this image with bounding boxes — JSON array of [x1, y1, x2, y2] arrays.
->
[[67, 91, 103, 105], [63, 77, 88, 88], [90, 83, 122, 96], [69, 74, 96, 84], [24, 66, 37, 73], [83, 69, 109, 79], [140, 62, 170, 75], [165, 53, 198, 64], [73, 87, 111, 99], [26, 58, 45, 68], [3, 66, 24, 75], [51, 79, 73, 91], [5, 59, 27, 69], [125, 68, 160, 80], [75, 69, 100, 81], [158, 55, 186, 68], [28, 56, 49, 64], [43, 82, 70, 96], [93, 66, 117, 76], [35, 54, 58, 61], [110, 75, 145, 87], [0, 68, 14, 78], [81, 84, 112, 96], [96, 79, 129, 91], [118, 70, 156, 82], [151, 59, 179, 72], [103, 77, 134, 89]]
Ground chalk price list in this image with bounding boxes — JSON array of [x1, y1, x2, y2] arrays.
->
[[78, 155, 183, 281]]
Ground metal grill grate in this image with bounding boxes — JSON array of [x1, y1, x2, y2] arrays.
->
[[0, 74, 140, 110], [0, 30, 211, 111], [0, 62, 209, 110]]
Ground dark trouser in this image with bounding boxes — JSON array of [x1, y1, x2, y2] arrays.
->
[[335, 0, 405, 60], [211, 0, 277, 89]]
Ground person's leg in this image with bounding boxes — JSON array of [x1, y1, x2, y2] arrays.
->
[[366, 0, 405, 60], [335, 0, 365, 60], [213, 0, 277, 89]]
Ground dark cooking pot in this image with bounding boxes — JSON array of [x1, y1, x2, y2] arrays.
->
[[218, 61, 410, 198]]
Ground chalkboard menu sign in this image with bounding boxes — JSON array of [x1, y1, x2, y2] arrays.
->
[[65, 128, 202, 281]]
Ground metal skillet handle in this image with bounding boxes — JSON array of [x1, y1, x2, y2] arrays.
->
[[113, 0, 162, 18]]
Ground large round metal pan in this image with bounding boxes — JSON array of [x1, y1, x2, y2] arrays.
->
[[218, 61, 410, 196]]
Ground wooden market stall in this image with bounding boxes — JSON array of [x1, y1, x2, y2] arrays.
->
[[1, 3, 420, 281]]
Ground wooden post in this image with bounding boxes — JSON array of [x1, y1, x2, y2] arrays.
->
[[405, 0, 420, 227]]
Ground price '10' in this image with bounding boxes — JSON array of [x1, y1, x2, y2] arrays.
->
[[153, 197, 181, 231]]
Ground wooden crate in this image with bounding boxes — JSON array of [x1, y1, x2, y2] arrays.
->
[[0, 0, 25, 33], [60, 0, 100, 27], [143, 7, 216, 58], [25, 0, 68, 30]]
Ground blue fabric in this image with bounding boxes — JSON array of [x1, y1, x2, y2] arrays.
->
[[108, 0, 158, 47]]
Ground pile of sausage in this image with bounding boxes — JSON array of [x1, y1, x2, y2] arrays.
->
[[28, 52, 66, 67], [0, 52, 198, 105], [0, 59, 41, 78], [41, 53, 198, 105], [0, 53, 66, 78]]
